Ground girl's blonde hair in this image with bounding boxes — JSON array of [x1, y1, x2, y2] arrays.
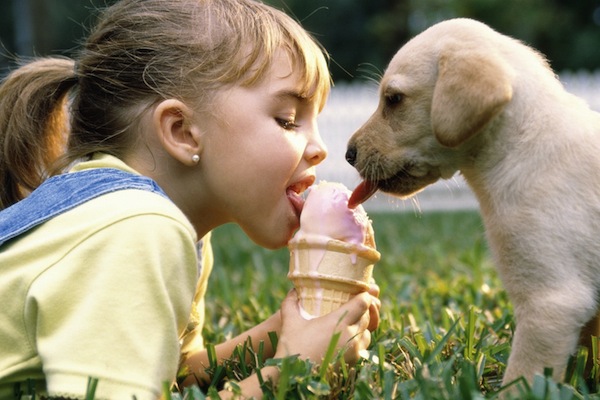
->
[[0, 0, 331, 209]]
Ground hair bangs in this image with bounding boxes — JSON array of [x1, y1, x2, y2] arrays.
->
[[235, 5, 331, 111]]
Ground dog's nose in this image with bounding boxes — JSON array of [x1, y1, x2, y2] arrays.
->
[[345, 146, 357, 166]]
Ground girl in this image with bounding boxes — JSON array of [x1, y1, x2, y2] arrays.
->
[[0, 0, 380, 399]]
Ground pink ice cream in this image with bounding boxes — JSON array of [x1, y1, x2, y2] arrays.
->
[[288, 181, 379, 319], [291, 181, 375, 249]]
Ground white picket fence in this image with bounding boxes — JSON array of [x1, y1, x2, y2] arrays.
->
[[315, 71, 600, 212]]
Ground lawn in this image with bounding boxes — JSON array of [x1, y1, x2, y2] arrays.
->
[[175, 210, 600, 399]]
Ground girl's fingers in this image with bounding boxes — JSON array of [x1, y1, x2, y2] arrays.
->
[[280, 289, 304, 321], [367, 295, 381, 331], [282, 288, 378, 335], [331, 291, 371, 323], [345, 325, 372, 365], [368, 283, 381, 298], [361, 327, 372, 349], [284, 288, 298, 303]]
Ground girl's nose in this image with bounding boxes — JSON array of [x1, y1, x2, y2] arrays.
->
[[306, 129, 328, 166]]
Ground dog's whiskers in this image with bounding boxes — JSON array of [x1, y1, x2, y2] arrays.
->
[[356, 63, 384, 85], [410, 196, 422, 214], [361, 153, 384, 183]]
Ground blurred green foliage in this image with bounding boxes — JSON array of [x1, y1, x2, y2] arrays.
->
[[263, 0, 600, 81], [1, 0, 599, 80]]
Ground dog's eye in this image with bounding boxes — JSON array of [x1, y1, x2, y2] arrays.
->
[[385, 93, 404, 106]]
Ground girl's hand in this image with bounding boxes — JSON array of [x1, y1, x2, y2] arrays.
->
[[366, 283, 381, 332], [274, 285, 381, 365]]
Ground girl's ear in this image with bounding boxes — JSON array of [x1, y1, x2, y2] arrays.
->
[[153, 99, 203, 166]]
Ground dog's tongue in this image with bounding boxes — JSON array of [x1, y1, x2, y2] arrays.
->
[[348, 180, 378, 209]]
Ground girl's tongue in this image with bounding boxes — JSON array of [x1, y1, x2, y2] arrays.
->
[[287, 188, 304, 218]]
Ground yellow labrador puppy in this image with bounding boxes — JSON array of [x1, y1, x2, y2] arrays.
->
[[346, 18, 600, 386]]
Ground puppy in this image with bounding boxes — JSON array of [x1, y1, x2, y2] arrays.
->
[[346, 18, 600, 386]]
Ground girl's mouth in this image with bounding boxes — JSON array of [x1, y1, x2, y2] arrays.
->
[[286, 176, 315, 218]]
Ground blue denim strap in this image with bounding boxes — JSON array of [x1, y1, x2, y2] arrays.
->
[[0, 168, 168, 247]]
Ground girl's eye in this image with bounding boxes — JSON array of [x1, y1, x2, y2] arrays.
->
[[276, 118, 299, 130]]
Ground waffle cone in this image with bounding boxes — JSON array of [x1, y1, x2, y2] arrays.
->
[[288, 238, 380, 318]]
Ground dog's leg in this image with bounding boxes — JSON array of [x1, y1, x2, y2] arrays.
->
[[502, 286, 597, 386]]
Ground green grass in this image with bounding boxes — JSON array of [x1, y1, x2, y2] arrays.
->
[[167, 210, 600, 399]]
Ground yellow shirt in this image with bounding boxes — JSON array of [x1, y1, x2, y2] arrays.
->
[[0, 154, 207, 399]]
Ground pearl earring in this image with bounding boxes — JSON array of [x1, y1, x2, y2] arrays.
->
[[192, 154, 200, 164]]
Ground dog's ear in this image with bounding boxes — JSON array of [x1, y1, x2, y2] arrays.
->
[[432, 48, 513, 147]]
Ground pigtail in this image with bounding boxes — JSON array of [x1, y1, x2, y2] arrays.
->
[[0, 58, 78, 209]]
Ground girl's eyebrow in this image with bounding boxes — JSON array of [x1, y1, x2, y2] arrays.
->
[[274, 89, 307, 102]]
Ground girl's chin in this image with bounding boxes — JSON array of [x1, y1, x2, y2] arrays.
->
[[245, 219, 297, 250], [254, 234, 291, 250], [243, 200, 300, 248]]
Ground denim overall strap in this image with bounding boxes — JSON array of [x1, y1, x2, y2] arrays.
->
[[0, 168, 168, 247]]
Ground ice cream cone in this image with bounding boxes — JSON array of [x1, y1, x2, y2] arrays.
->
[[288, 238, 380, 318]]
